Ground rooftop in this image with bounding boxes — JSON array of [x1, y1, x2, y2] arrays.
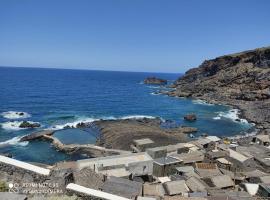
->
[[101, 176, 143, 199], [134, 138, 154, 146], [154, 156, 181, 165], [77, 152, 153, 170]]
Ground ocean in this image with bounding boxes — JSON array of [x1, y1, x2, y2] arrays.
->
[[0, 67, 253, 164]]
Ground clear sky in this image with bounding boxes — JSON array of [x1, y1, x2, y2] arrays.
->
[[0, 0, 270, 73]]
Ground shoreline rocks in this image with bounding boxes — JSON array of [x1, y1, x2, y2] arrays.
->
[[94, 118, 189, 151], [168, 46, 270, 130], [19, 121, 41, 128], [144, 77, 167, 85]]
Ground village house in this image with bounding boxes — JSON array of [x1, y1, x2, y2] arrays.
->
[[257, 184, 270, 198], [76, 152, 153, 177], [216, 157, 232, 171], [163, 180, 189, 196], [175, 166, 200, 178], [225, 149, 255, 172], [252, 134, 270, 146], [205, 149, 227, 162], [146, 146, 167, 159], [153, 157, 182, 177], [101, 176, 143, 199], [203, 175, 234, 189], [169, 151, 205, 165], [194, 163, 222, 178], [191, 138, 216, 151], [143, 183, 165, 199], [133, 138, 155, 152], [185, 176, 208, 193]]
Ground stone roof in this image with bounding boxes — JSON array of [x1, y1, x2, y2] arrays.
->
[[154, 157, 181, 166], [169, 151, 204, 164], [143, 183, 165, 197], [194, 163, 222, 178], [185, 176, 208, 192], [209, 175, 234, 189], [163, 180, 189, 195], [101, 176, 143, 199], [134, 138, 154, 146], [73, 167, 104, 190]]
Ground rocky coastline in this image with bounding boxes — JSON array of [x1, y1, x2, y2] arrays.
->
[[165, 46, 270, 132]]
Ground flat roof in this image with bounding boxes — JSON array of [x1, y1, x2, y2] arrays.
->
[[134, 138, 154, 145], [0, 155, 50, 176], [77, 152, 153, 170], [229, 149, 249, 162], [67, 183, 130, 200], [154, 156, 181, 165]]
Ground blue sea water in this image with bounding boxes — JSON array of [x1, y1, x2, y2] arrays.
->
[[0, 67, 253, 164]]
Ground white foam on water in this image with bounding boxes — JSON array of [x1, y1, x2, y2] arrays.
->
[[1, 121, 40, 131], [147, 86, 161, 89], [213, 109, 249, 124], [120, 115, 157, 120], [192, 99, 214, 106], [51, 117, 97, 130], [50, 115, 159, 130], [0, 136, 28, 147], [1, 111, 31, 119], [150, 92, 160, 95]]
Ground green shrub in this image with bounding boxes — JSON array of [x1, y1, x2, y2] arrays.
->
[[0, 181, 8, 192]]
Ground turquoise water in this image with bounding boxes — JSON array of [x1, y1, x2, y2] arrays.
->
[[54, 129, 98, 145], [0, 67, 253, 164]]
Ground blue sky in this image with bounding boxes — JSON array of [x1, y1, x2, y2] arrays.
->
[[0, 0, 270, 73]]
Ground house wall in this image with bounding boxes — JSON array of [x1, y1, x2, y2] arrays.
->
[[153, 162, 181, 177], [146, 149, 167, 159], [128, 160, 153, 176]]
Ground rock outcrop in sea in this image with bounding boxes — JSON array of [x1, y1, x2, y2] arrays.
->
[[144, 77, 167, 84], [167, 46, 270, 130]]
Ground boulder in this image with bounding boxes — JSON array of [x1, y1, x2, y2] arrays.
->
[[144, 77, 167, 85], [19, 121, 40, 128], [184, 114, 197, 121]]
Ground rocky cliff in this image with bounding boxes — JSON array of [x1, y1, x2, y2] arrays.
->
[[168, 46, 270, 130]]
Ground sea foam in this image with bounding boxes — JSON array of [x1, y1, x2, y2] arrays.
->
[[0, 136, 28, 147], [1, 111, 31, 119], [213, 109, 249, 124], [192, 99, 214, 106], [51, 115, 158, 130], [1, 121, 40, 131]]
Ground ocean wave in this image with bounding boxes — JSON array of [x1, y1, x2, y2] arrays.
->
[[192, 99, 214, 106], [147, 86, 161, 89], [0, 136, 28, 147], [1, 121, 40, 131], [50, 115, 159, 130], [213, 109, 249, 124], [50, 117, 97, 130], [120, 115, 157, 120], [150, 92, 160, 95], [1, 111, 31, 119]]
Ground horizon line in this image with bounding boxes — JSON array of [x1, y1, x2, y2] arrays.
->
[[0, 65, 184, 74]]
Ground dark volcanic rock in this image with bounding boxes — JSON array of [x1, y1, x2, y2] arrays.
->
[[184, 114, 197, 121], [144, 77, 167, 85], [19, 121, 41, 128], [94, 118, 188, 151], [20, 130, 54, 142], [170, 46, 270, 129]]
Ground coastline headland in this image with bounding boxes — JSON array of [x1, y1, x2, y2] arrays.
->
[[164, 46, 270, 132]]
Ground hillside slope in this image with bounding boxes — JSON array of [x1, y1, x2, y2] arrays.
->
[[168, 47, 270, 130]]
